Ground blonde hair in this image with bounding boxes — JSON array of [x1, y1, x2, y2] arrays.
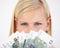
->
[[10, 0, 52, 35]]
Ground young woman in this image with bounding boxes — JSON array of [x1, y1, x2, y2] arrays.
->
[[10, 0, 51, 36], [1, 0, 55, 48]]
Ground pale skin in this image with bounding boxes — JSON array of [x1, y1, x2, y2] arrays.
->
[[15, 7, 50, 34]]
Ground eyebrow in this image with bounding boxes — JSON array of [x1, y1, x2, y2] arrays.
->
[[20, 21, 42, 23]]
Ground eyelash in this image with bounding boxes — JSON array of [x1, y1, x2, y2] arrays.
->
[[34, 23, 42, 26], [20, 22, 42, 26], [21, 23, 27, 25]]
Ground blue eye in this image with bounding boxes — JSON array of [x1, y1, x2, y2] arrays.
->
[[20, 23, 28, 26], [34, 22, 42, 26]]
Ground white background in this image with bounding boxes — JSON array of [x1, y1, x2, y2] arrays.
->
[[0, 0, 60, 48]]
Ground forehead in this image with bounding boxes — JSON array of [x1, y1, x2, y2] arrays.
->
[[17, 7, 47, 22]]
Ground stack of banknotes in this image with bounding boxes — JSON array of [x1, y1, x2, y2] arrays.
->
[[0, 30, 54, 48]]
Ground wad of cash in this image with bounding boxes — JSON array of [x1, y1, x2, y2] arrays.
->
[[0, 30, 54, 48]]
